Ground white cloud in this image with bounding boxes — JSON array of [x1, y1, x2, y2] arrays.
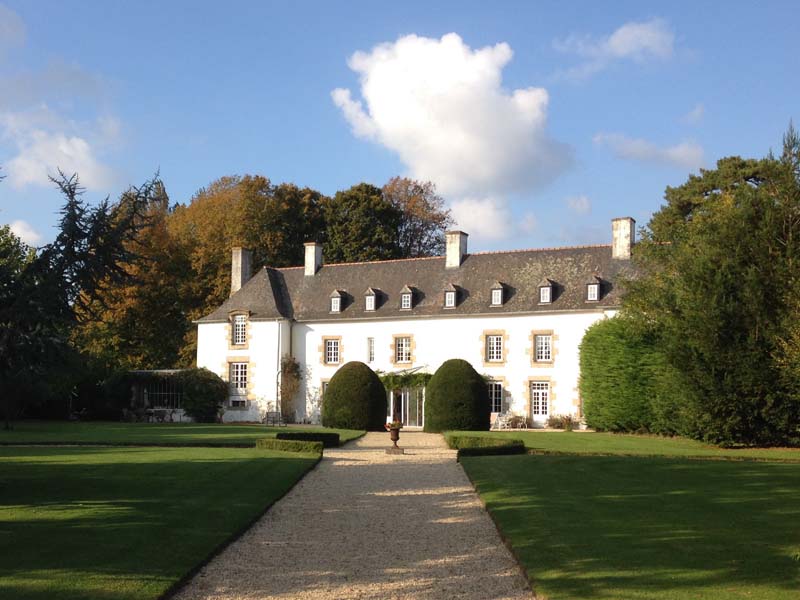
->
[[9, 219, 41, 245], [0, 3, 25, 56], [593, 132, 704, 170], [682, 102, 705, 124], [520, 213, 538, 234], [565, 195, 591, 215], [5, 128, 115, 189], [554, 18, 675, 80], [332, 33, 572, 241], [450, 197, 513, 240]]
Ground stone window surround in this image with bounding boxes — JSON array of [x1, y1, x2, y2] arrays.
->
[[526, 375, 554, 420], [319, 336, 343, 366], [487, 375, 510, 415], [390, 333, 416, 366], [481, 329, 509, 367], [528, 330, 558, 367], [226, 310, 251, 350], [223, 357, 255, 409]]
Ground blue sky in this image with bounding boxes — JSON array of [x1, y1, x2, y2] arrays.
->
[[0, 1, 797, 251]]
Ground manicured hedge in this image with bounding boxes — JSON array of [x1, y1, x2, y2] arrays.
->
[[445, 434, 526, 457], [424, 359, 490, 432], [579, 318, 683, 434], [276, 432, 340, 448], [178, 368, 228, 423], [321, 361, 387, 431], [255, 438, 323, 455]]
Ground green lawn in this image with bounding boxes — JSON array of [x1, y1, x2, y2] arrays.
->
[[0, 420, 364, 446], [462, 453, 800, 599], [449, 430, 800, 461], [0, 445, 319, 600]]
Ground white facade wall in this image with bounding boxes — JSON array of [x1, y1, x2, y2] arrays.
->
[[196, 319, 289, 422], [292, 310, 616, 425]]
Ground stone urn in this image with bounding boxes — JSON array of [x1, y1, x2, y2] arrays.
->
[[385, 422, 404, 454], [389, 426, 400, 446]]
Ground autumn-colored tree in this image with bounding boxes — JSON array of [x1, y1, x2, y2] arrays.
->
[[73, 181, 191, 371], [382, 177, 453, 257]]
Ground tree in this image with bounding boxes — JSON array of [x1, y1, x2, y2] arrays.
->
[[382, 177, 453, 257], [0, 172, 158, 428], [168, 175, 325, 363], [624, 129, 800, 446], [73, 181, 191, 371], [321, 361, 386, 430], [424, 359, 489, 432], [322, 183, 402, 263]]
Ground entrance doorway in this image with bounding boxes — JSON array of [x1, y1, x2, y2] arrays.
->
[[389, 387, 424, 428]]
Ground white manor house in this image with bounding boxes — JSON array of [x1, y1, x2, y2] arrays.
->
[[195, 218, 636, 426]]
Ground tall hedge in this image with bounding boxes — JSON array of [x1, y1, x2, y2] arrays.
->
[[178, 368, 228, 423], [579, 318, 683, 434], [321, 361, 386, 431], [424, 359, 490, 432]]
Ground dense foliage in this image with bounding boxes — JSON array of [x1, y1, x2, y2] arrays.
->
[[444, 434, 526, 456], [321, 361, 387, 431], [178, 368, 228, 423], [618, 125, 800, 446], [0, 172, 158, 427], [424, 359, 490, 432], [579, 318, 682, 434], [275, 431, 341, 448]]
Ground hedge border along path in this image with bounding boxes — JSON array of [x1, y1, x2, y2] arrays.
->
[[173, 431, 533, 600]]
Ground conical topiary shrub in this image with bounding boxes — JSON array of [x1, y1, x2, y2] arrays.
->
[[424, 359, 490, 432], [321, 361, 387, 431]]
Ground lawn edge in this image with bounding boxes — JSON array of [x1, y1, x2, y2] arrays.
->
[[525, 449, 800, 463], [159, 450, 324, 600], [457, 457, 539, 598]]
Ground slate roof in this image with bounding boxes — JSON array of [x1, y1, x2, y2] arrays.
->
[[198, 244, 636, 323]]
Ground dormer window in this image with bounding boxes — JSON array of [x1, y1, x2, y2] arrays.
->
[[330, 290, 342, 313], [538, 279, 553, 304], [399, 285, 413, 310], [490, 282, 504, 306], [365, 287, 377, 312], [443, 284, 458, 308], [586, 275, 602, 302]]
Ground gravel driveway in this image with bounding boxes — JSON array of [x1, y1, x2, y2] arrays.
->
[[174, 431, 533, 599]]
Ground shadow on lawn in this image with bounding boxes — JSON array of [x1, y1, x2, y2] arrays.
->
[[0, 447, 317, 600], [463, 454, 800, 599]]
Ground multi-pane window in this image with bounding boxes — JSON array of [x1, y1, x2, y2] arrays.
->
[[367, 337, 375, 363], [400, 293, 412, 310], [229, 363, 248, 407], [491, 288, 503, 306], [587, 283, 599, 301], [325, 339, 340, 364], [535, 334, 552, 362], [530, 381, 549, 416], [488, 382, 503, 413], [486, 335, 503, 362], [539, 286, 552, 304], [395, 336, 411, 363], [366, 295, 375, 311], [232, 315, 247, 345], [444, 290, 456, 308], [321, 381, 329, 398], [330, 297, 341, 313]]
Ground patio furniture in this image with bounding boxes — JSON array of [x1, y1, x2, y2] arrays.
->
[[263, 411, 286, 426]]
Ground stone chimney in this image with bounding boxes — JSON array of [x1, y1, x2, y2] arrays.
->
[[304, 242, 323, 276], [611, 217, 635, 260], [230, 247, 252, 296], [445, 231, 468, 268]]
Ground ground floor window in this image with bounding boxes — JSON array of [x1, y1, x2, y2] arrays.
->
[[488, 381, 503, 413], [229, 362, 248, 407], [530, 381, 549, 417]]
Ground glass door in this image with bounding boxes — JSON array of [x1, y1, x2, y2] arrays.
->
[[402, 388, 424, 427]]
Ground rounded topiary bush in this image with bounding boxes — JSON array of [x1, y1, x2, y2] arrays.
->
[[321, 361, 387, 431], [178, 368, 228, 423], [424, 359, 490, 432]]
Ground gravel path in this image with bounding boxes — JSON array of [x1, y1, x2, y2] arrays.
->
[[174, 432, 533, 600]]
